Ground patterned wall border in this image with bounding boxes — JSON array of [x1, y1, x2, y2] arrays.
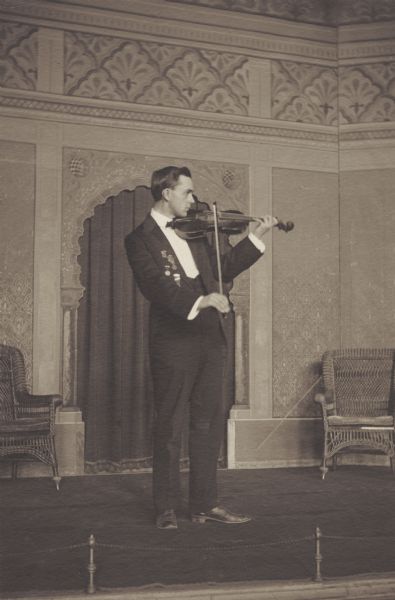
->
[[340, 128, 395, 141], [168, 0, 395, 26], [339, 41, 395, 62], [0, 1, 337, 64], [2, 1, 395, 65], [0, 90, 338, 144]]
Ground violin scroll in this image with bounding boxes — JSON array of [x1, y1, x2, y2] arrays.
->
[[275, 219, 294, 233]]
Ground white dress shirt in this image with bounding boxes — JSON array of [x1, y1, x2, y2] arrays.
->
[[151, 208, 265, 319], [151, 208, 200, 278]]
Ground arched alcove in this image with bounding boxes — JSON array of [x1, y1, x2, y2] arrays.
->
[[61, 149, 251, 471]]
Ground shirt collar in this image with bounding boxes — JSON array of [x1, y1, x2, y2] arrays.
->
[[151, 208, 172, 229]]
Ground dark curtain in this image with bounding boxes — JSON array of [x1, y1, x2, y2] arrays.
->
[[77, 187, 234, 473], [77, 186, 154, 472]]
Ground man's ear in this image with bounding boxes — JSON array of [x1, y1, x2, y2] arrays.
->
[[162, 188, 170, 202]]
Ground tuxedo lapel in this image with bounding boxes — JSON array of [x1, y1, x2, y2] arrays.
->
[[140, 215, 196, 288]]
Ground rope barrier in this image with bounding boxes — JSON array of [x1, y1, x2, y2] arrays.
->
[[2, 527, 395, 593], [320, 534, 395, 541], [96, 535, 314, 553], [3, 542, 88, 557]]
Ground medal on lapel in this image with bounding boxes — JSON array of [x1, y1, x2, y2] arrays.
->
[[161, 250, 181, 286]]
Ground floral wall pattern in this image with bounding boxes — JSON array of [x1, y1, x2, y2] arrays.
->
[[272, 169, 340, 418], [1, 21, 393, 127], [340, 169, 395, 348], [272, 61, 338, 125], [339, 62, 395, 124], [0, 21, 38, 90], [64, 32, 249, 115], [168, 0, 395, 25], [0, 141, 35, 384]]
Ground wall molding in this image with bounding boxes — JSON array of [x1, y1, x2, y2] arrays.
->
[[0, 0, 337, 65], [340, 124, 395, 141], [3, 87, 395, 144], [0, 88, 338, 145], [3, 1, 395, 65]]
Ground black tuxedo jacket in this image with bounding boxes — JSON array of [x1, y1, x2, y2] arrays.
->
[[124, 214, 262, 345]]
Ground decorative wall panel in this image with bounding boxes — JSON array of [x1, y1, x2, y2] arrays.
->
[[340, 169, 395, 348], [0, 21, 38, 90], [339, 63, 395, 123], [0, 141, 35, 384], [64, 32, 249, 115], [336, 0, 395, 24], [272, 169, 340, 418], [272, 61, 338, 125], [167, 0, 332, 24], [168, 0, 395, 25]]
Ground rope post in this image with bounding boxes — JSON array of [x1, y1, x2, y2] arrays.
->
[[87, 534, 97, 594], [313, 526, 323, 582]]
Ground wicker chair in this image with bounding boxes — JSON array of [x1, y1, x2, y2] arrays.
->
[[0, 344, 63, 489], [315, 348, 395, 479]]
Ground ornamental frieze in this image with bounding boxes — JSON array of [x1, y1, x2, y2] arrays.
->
[[339, 62, 395, 123], [64, 31, 249, 115], [272, 61, 338, 125], [168, 0, 395, 25], [0, 21, 38, 91]]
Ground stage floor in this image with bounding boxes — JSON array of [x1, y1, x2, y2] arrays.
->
[[2, 466, 395, 598]]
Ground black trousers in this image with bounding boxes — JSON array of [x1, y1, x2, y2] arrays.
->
[[150, 280, 227, 515]]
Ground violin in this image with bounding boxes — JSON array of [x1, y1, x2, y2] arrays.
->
[[166, 208, 294, 240]]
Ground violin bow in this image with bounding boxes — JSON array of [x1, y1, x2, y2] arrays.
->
[[212, 202, 224, 296]]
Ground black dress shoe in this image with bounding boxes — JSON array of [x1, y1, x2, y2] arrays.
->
[[191, 505, 251, 524], [156, 509, 178, 529]]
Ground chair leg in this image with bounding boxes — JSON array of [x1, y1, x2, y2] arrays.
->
[[320, 451, 328, 480], [11, 462, 18, 480], [332, 455, 338, 471], [390, 456, 395, 475], [52, 457, 61, 491], [49, 436, 61, 490], [52, 460, 61, 491], [320, 436, 328, 480]]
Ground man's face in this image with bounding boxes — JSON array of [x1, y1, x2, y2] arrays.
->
[[164, 175, 194, 218]]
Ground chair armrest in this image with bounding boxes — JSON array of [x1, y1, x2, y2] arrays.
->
[[16, 393, 63, 418], [28, 394, 63, 409], [314, 391, 335, 418]]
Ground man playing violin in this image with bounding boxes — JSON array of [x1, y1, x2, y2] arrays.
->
[[125, 165, 277, 529]]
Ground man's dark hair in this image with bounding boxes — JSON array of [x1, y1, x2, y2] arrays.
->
[[151, 166, 192, 202]]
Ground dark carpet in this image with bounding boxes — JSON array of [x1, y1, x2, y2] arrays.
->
[[1, 466, 395, 595]]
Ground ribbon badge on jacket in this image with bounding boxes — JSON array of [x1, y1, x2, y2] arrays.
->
[[161, 250, 181, 287]]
